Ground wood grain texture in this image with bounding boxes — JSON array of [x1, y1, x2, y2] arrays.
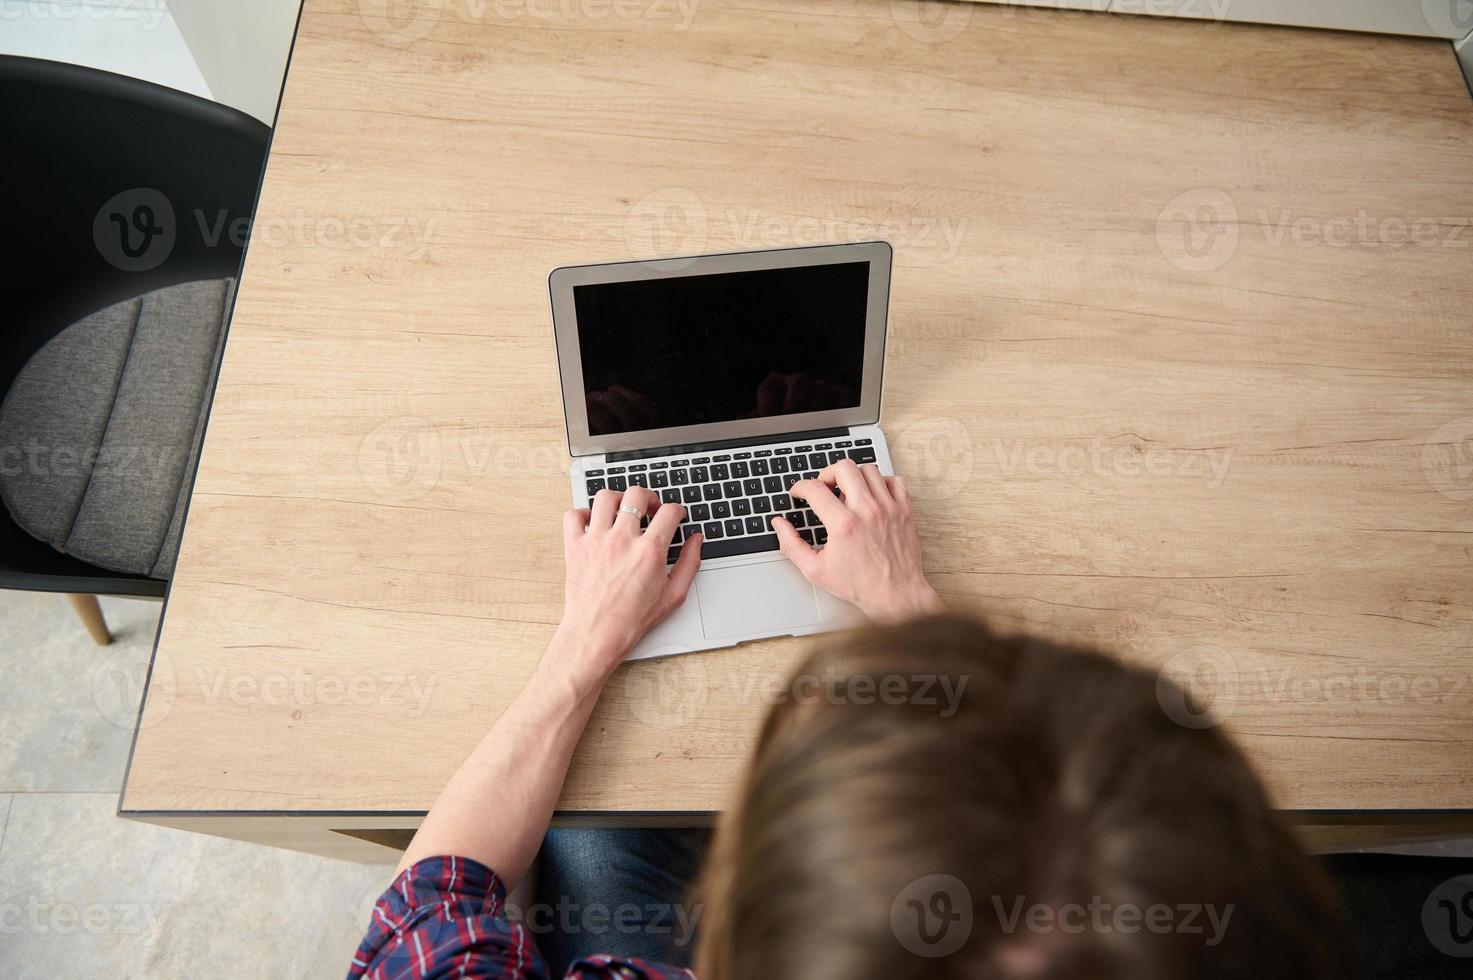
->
[[123, 0, 1473, 821]]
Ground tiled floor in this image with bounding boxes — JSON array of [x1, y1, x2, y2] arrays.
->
[[4, 591, 1470, 977], [0, 591, 394, 979], [0, 9, 378, 970]]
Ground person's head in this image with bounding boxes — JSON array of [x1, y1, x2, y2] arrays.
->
[[695, 615, 1354, 980]]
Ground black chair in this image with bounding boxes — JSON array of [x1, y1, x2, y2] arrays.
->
[[0, 56, 270, 641], [1322, 851, 1473, 977]]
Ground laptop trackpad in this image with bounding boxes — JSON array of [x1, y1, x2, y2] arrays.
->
[[696, 560, 822, 639]]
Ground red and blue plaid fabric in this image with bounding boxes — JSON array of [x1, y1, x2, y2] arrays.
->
[[348, 855, 696, 980]]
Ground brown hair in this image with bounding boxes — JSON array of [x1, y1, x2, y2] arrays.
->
[[694, 615, 1355, 980]]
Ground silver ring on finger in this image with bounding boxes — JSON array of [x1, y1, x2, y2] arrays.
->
[[616, 505, 643, 519]]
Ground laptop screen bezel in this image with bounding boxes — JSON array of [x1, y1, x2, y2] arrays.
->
[[549, 241, 891, 458]]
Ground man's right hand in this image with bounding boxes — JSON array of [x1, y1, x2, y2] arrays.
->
[[773, 459, 943, 623]]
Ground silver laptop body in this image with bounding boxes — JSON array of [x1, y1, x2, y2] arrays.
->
[[549, 242, 895, 661]]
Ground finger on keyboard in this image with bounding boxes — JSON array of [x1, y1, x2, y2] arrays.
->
[[790, 476, 847, 528]]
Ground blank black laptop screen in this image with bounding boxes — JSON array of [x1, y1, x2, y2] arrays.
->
[[572, 261, 868, 436]]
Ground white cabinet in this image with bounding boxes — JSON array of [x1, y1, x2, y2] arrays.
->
[[969, 0, 1473, 38]]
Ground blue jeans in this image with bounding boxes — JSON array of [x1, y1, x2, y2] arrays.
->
[[534, 828, 711, 975]]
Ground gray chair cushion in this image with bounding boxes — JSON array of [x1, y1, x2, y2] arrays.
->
[[0, 278, 234, 578]]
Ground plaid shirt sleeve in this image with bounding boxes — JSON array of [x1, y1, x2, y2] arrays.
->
[[347, 855, 696, 980]]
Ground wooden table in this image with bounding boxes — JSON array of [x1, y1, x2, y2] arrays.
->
[[122, 0, 1473, 860]]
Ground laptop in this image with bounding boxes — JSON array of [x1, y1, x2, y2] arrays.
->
[[549, 241, 896, 661]]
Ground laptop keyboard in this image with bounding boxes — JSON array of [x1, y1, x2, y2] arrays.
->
[[582, 439, 878, 565]]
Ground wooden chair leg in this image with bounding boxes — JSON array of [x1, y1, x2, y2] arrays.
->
[[66, 593, 112, 646]]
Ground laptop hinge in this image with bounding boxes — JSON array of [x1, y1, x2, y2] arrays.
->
[[606, 426, 850, 463]]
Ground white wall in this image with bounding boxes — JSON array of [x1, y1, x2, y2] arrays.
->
[[168, 0, 301, 126], [0, 0, 213, 102], [0, 0, 300, 126]]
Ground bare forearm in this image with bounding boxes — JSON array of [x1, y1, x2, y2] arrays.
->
[[396, 630, 611, 884], [394, 486, 703, 882]]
